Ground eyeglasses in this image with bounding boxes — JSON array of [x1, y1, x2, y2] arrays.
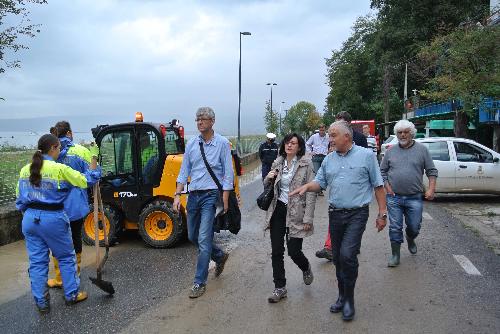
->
[[397, 130, 411, 135], [195, 118, 212, 122]]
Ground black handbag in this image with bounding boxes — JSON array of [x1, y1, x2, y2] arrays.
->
[[199, 142, 241, 235], [256, 177, 276, 211]]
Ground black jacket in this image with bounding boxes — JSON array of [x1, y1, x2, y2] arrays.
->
[[259, 141, 279, 164], [353, 130, 368, 148]]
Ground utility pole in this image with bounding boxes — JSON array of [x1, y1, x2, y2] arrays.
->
[[383, 65, 391, 138], [403, 63, 408, 119], [237, 31, 251, 154]]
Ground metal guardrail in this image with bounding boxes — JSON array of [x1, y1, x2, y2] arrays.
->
[[478, 98, 500, 124]]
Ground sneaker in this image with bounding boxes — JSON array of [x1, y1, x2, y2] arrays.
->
[[189, 283, 206, 299], [37, 291, 50, 314], [268, 287, 287, 303], [315, 248, 333, 261], [65, 291, 88, 306], [303, 264, 314, 285], [36, 303, 50, 314], [215, 253, 229, 278]]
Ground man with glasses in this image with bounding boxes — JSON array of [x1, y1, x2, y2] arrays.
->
[[380, 120, 438, 267], [173, 107, 234, 298]]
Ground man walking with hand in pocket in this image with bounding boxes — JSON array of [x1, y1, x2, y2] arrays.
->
[[380, 120, 437, 267], [173, 107, 234, 299]]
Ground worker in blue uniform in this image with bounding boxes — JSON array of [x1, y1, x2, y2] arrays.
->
[[46, 121, 98, 288], [16, 134, 101, 313]]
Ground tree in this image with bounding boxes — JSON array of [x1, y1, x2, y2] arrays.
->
[[263, 100, 279, 134], [0, 0, 46, 75], [283, 101, 319, 137], [417, 25, 500, 138], [324, 1, 490, 130]]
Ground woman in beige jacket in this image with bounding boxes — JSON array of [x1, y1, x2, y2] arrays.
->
[[263, 133, 317, 303]]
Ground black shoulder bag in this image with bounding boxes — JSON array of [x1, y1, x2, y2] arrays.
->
[[256, 175, 276, 211], [199, 142, 241, 235]]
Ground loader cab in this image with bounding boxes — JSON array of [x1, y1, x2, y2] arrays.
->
[[91, 120, 185, 223], [85, 115, 242, 249]]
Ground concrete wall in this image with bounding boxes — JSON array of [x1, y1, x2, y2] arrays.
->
[[241, 151, 259, 166], [0, 203, 23, 246]]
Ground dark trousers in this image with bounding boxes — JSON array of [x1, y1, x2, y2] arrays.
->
[[270, 201, 309, 288], [329, 206, 369, 285], [70, 218, 83, 254], [261, 162, 272, 180]]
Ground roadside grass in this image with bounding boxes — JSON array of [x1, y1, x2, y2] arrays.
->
[[0, 150, 35, 204]]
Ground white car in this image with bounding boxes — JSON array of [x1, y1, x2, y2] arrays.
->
[[415, 137, 500, 194], [380, 135, 398, 160]]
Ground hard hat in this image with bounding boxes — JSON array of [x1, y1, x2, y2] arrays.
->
[[266, 133, 276, 139]]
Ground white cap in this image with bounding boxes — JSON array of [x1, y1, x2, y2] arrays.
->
[[266, 133, 276, 139]]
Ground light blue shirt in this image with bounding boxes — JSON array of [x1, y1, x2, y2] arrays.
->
[[177, 133, 234, 191], [314, 145, 383, 209], [306, 133, 329, 155]]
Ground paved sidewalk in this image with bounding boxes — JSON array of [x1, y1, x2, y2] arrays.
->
[[434, 194, 500, 255]]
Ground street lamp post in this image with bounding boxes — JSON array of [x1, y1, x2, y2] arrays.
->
[[266, 83, 277, 134], [266, 83, 277, 113], [238, 31, 251, 154], [279, 101, 285, 135]]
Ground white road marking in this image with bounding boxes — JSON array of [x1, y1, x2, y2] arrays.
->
[[422, 212, 433, 220], [453, 255, 482, 276]]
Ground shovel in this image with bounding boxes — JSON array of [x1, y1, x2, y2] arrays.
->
[[89, 182, 115, 295]]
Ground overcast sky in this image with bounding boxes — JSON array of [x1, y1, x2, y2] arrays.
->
[[0, 0, 373, 135]]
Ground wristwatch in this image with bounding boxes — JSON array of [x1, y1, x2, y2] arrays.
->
[[377, 213, 388, 219], [174, 192, 182, 197]]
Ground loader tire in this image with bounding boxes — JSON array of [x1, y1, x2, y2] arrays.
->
[[83, 204, 121, 246], [138, 200, 182, 248]]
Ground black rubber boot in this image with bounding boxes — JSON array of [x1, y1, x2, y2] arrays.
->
[[406, 235, 417, 254], [342, 282, 355, 321], [388, 242, 401, 267], [330, 280, 344, 313]]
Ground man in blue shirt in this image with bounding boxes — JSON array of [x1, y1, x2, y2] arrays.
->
[[173, 107, 234, 299], [290, 120, 387, 322]]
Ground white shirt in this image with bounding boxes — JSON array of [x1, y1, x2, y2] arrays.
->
[[278, 157, 297, 204], [306, 133, 329, 155]]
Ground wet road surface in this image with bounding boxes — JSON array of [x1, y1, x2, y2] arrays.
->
[[0, 179, 499, 333]]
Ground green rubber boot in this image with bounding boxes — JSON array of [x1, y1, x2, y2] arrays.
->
[[388, 243, 400, 267]]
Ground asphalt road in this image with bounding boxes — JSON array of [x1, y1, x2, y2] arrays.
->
[[0, 179, 499, 333]]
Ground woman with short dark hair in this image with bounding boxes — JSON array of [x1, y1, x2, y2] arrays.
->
[[263, 133, 317, 303]]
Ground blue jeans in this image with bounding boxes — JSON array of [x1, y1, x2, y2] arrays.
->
[[329, 206, 369, 284], [186, 190, 225, 285], [312, 155, 326, 174], [22, 209, 79, 307], [386, 193, 423, 244]]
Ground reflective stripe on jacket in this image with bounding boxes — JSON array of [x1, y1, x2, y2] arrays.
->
[[16, 156, 101, 212], [57, 137, 100, 220]]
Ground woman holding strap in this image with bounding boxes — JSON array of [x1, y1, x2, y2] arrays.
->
[[264, 133, 317, 303]]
